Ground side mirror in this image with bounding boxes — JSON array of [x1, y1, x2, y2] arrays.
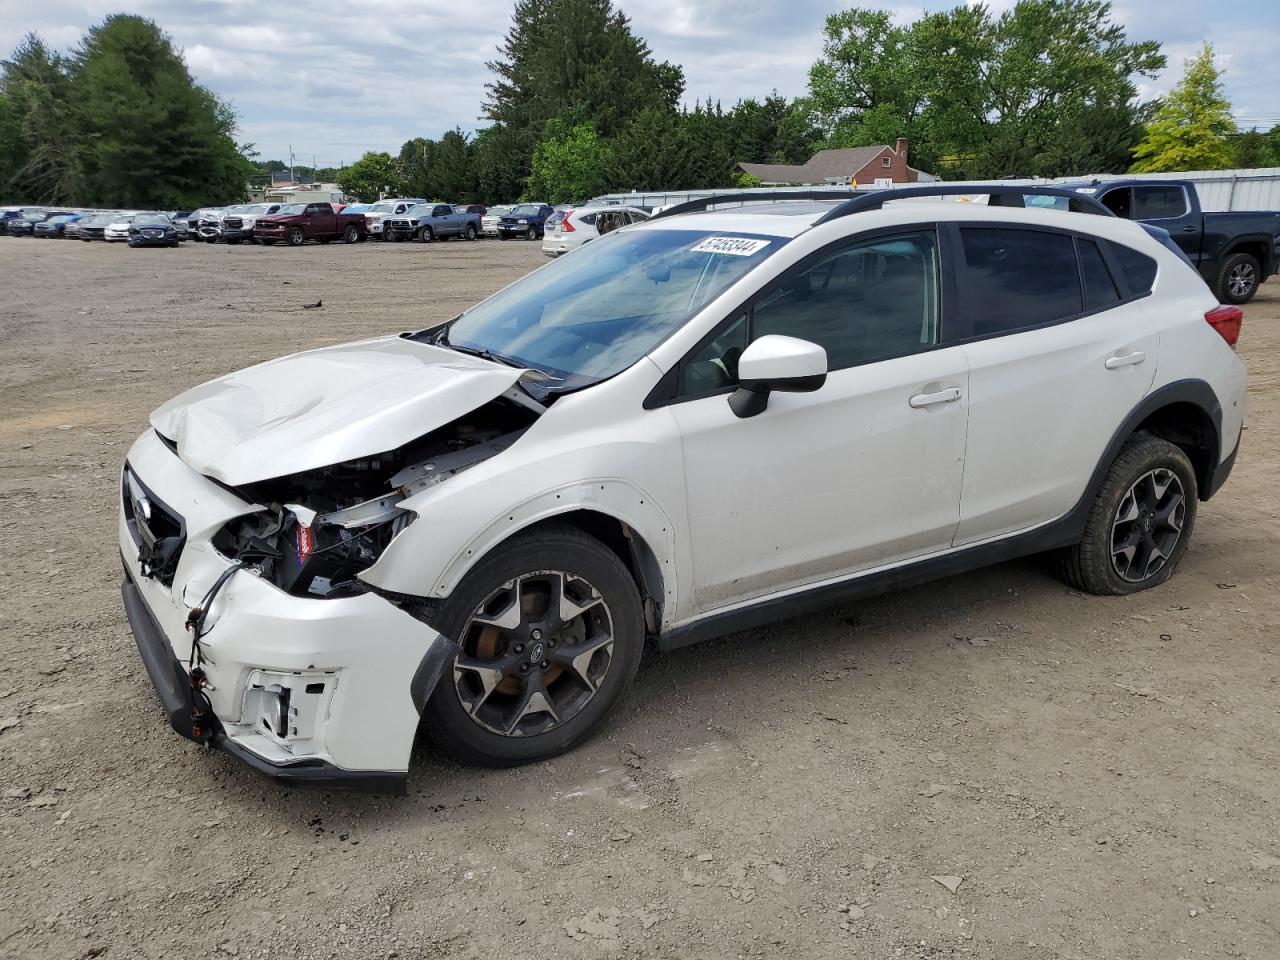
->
[[729, 335, 827, 419]]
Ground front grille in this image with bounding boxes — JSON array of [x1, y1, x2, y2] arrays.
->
[[122, 466, 185, 588], [389, 219, 413, 230], [143, 229, 163, 238], [223, 218, 243, 229]]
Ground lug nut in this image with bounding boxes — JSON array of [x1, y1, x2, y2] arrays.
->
[[531, 629, 543, 641], [513, 643, 524, 654], [540, 660, 550, 670]]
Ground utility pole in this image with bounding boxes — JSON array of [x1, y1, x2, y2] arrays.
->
[[288, 145, 295, 184]]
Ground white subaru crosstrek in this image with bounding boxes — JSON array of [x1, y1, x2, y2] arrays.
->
[[119, 186, 1246, 792]]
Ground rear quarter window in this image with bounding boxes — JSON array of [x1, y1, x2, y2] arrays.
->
[[958, 227, 1082, 336], [1106, 241, 1158, 296]]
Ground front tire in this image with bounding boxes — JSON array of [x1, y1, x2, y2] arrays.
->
[[1215, 252, 1260, 304], [1058, 435, 1197, 596], [525, 225, 538, 241], [287, 227, 305, 246], [423, 525, 644, 766], [419, 226, 434, 243]]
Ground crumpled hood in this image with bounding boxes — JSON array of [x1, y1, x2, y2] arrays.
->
[[150, 336, 526, 485]]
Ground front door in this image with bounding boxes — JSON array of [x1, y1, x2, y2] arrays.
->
[[667, 228, 971, 612]]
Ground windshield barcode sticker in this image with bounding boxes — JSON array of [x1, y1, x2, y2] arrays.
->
[[690, 236, 770, 256]]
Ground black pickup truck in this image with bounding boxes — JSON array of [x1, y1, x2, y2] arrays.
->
[[1066, 178, 1280, 304]]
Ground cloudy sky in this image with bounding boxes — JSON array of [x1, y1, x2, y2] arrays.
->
[[3, 0, 1277, 165]]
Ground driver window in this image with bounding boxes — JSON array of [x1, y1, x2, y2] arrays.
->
[[1100, 188, 1133, 218], [753, 230, 940, 371]]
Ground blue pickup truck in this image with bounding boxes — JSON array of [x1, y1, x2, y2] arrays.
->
[[497, 203, 554, 241], [385, 203, 482, 242], [1064, 178, 1280, 304]]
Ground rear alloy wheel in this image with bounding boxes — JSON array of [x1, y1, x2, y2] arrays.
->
[[343, 225, 358, 243], [1216, 252, 1260, 305], [424, 526, 643, 765], [525, 225, 538, 241], [465, 223, 478, 241], [287, 226, 305, 246], [1058, 435, 1197, 595]]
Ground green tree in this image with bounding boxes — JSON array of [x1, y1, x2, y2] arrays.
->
[[485, 0, 683, 139], [0, 34, 81, 202], [1131, 44, 1236, 172], [71, 15, 249, 207], [806, 2, 1164, 179], [472, 124, 529, 203], [338, 151, 403, 202], [523, 119, 613, 203]]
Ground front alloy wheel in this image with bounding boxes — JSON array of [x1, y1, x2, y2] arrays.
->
[[424, 525, 644, 765], [287, 226, 305, 246], [454, 571, 615, 737]]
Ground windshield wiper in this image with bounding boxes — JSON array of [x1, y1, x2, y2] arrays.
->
[[444, 341, 526, 369]]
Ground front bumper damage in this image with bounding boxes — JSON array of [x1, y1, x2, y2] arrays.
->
[[118, 429, 455, 793]]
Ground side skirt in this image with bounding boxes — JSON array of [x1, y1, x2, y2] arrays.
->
[[656, 513, 1083, 651]]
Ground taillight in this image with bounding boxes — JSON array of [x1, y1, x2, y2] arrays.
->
[[561, 211, 575, 233], [1205, 305, 1243, 347]]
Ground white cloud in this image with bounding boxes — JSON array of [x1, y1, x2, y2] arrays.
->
[[1, 0, 1276, 162]]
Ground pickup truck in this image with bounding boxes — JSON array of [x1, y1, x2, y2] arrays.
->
[[361, 197, 427, 239], [385, 203, 482, 242], [1067, 178, 1280, 304], [497, 202, 555, 240], [253, 202, 367, 246]]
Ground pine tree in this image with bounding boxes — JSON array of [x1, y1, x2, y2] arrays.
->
[[1131, 44, 1236, 172], [0, 35, 81, 202], [71, 15, 250, 207]]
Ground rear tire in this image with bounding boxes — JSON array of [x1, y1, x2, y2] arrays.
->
[[1057, 435, 1197, 596], [465, 223, 478, 241], [1215, 252, 1260, 305], [423, 525, 644, 766]]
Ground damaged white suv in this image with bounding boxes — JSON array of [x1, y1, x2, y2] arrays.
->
[[120, 186, 1246, 793]]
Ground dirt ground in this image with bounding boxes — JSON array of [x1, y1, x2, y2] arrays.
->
[[1, 235, 1278, 960]]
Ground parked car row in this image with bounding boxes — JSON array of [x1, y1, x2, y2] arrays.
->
[[1, 207, 190, 247]]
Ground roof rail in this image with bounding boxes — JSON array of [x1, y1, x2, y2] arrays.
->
[[649, 190, 861, 221], [812, 184, 1114, 224]]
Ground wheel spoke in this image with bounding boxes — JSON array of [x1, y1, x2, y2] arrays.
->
[[1155, 493, 1184, 533], [505, 673, 559, 735], [470, 578, 523, 630], [1114, 493, 1140, 526], [551, 573, 604, 628], [453, 657, 507, 714], [553, 634, 615, 691], [1112, 529, 1140, 579]]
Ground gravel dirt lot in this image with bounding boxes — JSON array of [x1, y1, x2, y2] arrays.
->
[[1, 236, 1278, 960]]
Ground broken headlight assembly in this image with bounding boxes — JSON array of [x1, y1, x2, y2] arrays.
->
[[210, 400, 534, 599]]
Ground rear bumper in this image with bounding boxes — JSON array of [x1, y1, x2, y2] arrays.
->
[[1203, 434, 1240, 500]]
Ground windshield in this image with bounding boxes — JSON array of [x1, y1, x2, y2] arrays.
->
[[134, 214, 169, 225], [509, 204, 542, 216], [367, 200, 399, 214], [277, 204, 306, 215], [421, 228, 783, 392], [486, 206, 512, 217], [405, 203, 433, 216]]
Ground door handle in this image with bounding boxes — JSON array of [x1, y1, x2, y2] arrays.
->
[[1180, 225, 1197, 233], [909, 387, 962, 408], [1105, 351, 1146, 370]]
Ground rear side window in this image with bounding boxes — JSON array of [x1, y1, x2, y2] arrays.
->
[[1077, 238, 1121, 311], [1132, 186, 1187, 220], [1106, 242, 1158, 296], [958, 228, 1082, 336]]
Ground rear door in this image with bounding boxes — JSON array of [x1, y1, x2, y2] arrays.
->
[[953, 225, 1159, 544]]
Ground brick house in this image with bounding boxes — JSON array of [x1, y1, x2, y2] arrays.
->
[[737, 138, 935, 186]]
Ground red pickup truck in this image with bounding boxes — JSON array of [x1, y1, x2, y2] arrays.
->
[[253, 202, 367, 246]]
